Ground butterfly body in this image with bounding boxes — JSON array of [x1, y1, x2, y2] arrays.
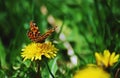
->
[[27, 21, 56, 43]]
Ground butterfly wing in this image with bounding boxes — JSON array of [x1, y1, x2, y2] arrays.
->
[[27, 21, 41, 42], [27, 21, 57, 43], [36, 26, 57, 43]]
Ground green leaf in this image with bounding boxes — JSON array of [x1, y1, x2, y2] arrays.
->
[[48, 57, 58, 78], [0, 39, 7, 69]]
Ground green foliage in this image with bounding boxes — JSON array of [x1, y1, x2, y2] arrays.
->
[[0, 0, 120, 78]]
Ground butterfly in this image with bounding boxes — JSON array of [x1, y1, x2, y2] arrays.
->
[[27, 21, 57, 43]]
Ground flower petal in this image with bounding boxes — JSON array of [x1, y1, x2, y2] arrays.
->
[[109, 52, 119, 66], [103, 50, 110, 67], [95, 52, 103, 66], [74, 64, 110, 78], [21, 42, 58, 61]]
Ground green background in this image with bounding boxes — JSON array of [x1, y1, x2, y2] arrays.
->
[[0, 0, 120, 78]]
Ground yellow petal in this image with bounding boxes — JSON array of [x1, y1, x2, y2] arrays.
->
[[113, 54, 119, 61], [103, 50, 110, 57], [21, 42, 58, 61], [95, 52, 103, 66], [109, 53, 119, 66], [102, 50, 110, 67], [74, 65, 110, 78], [109, 52, 115, 66]]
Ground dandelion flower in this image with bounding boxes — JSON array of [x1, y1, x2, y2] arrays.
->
[[21, 42, 58, 61], [95, 50, 119, 68], [74, 64, 110, 78]]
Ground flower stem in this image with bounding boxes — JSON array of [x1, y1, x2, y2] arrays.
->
[[115, 68, 120, 78], [36, 61, 42, 78]]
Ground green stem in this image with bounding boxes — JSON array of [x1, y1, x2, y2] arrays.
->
[[36, 61, 42, 78]]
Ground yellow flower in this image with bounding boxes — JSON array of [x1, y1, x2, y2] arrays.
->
[[74, 64, 110, 78], [95, 50, 119, 68], [21, 42, 58, 61]]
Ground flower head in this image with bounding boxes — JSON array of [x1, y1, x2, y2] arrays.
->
[[21, 42, 58, 61], [74, 64, 110, 78], [95, 50, 119, 68]]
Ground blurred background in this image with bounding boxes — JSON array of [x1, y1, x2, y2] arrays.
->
[[0, 0, 120, 78]]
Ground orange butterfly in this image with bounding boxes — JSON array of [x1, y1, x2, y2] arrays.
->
[[27, 21, 57, 43]]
